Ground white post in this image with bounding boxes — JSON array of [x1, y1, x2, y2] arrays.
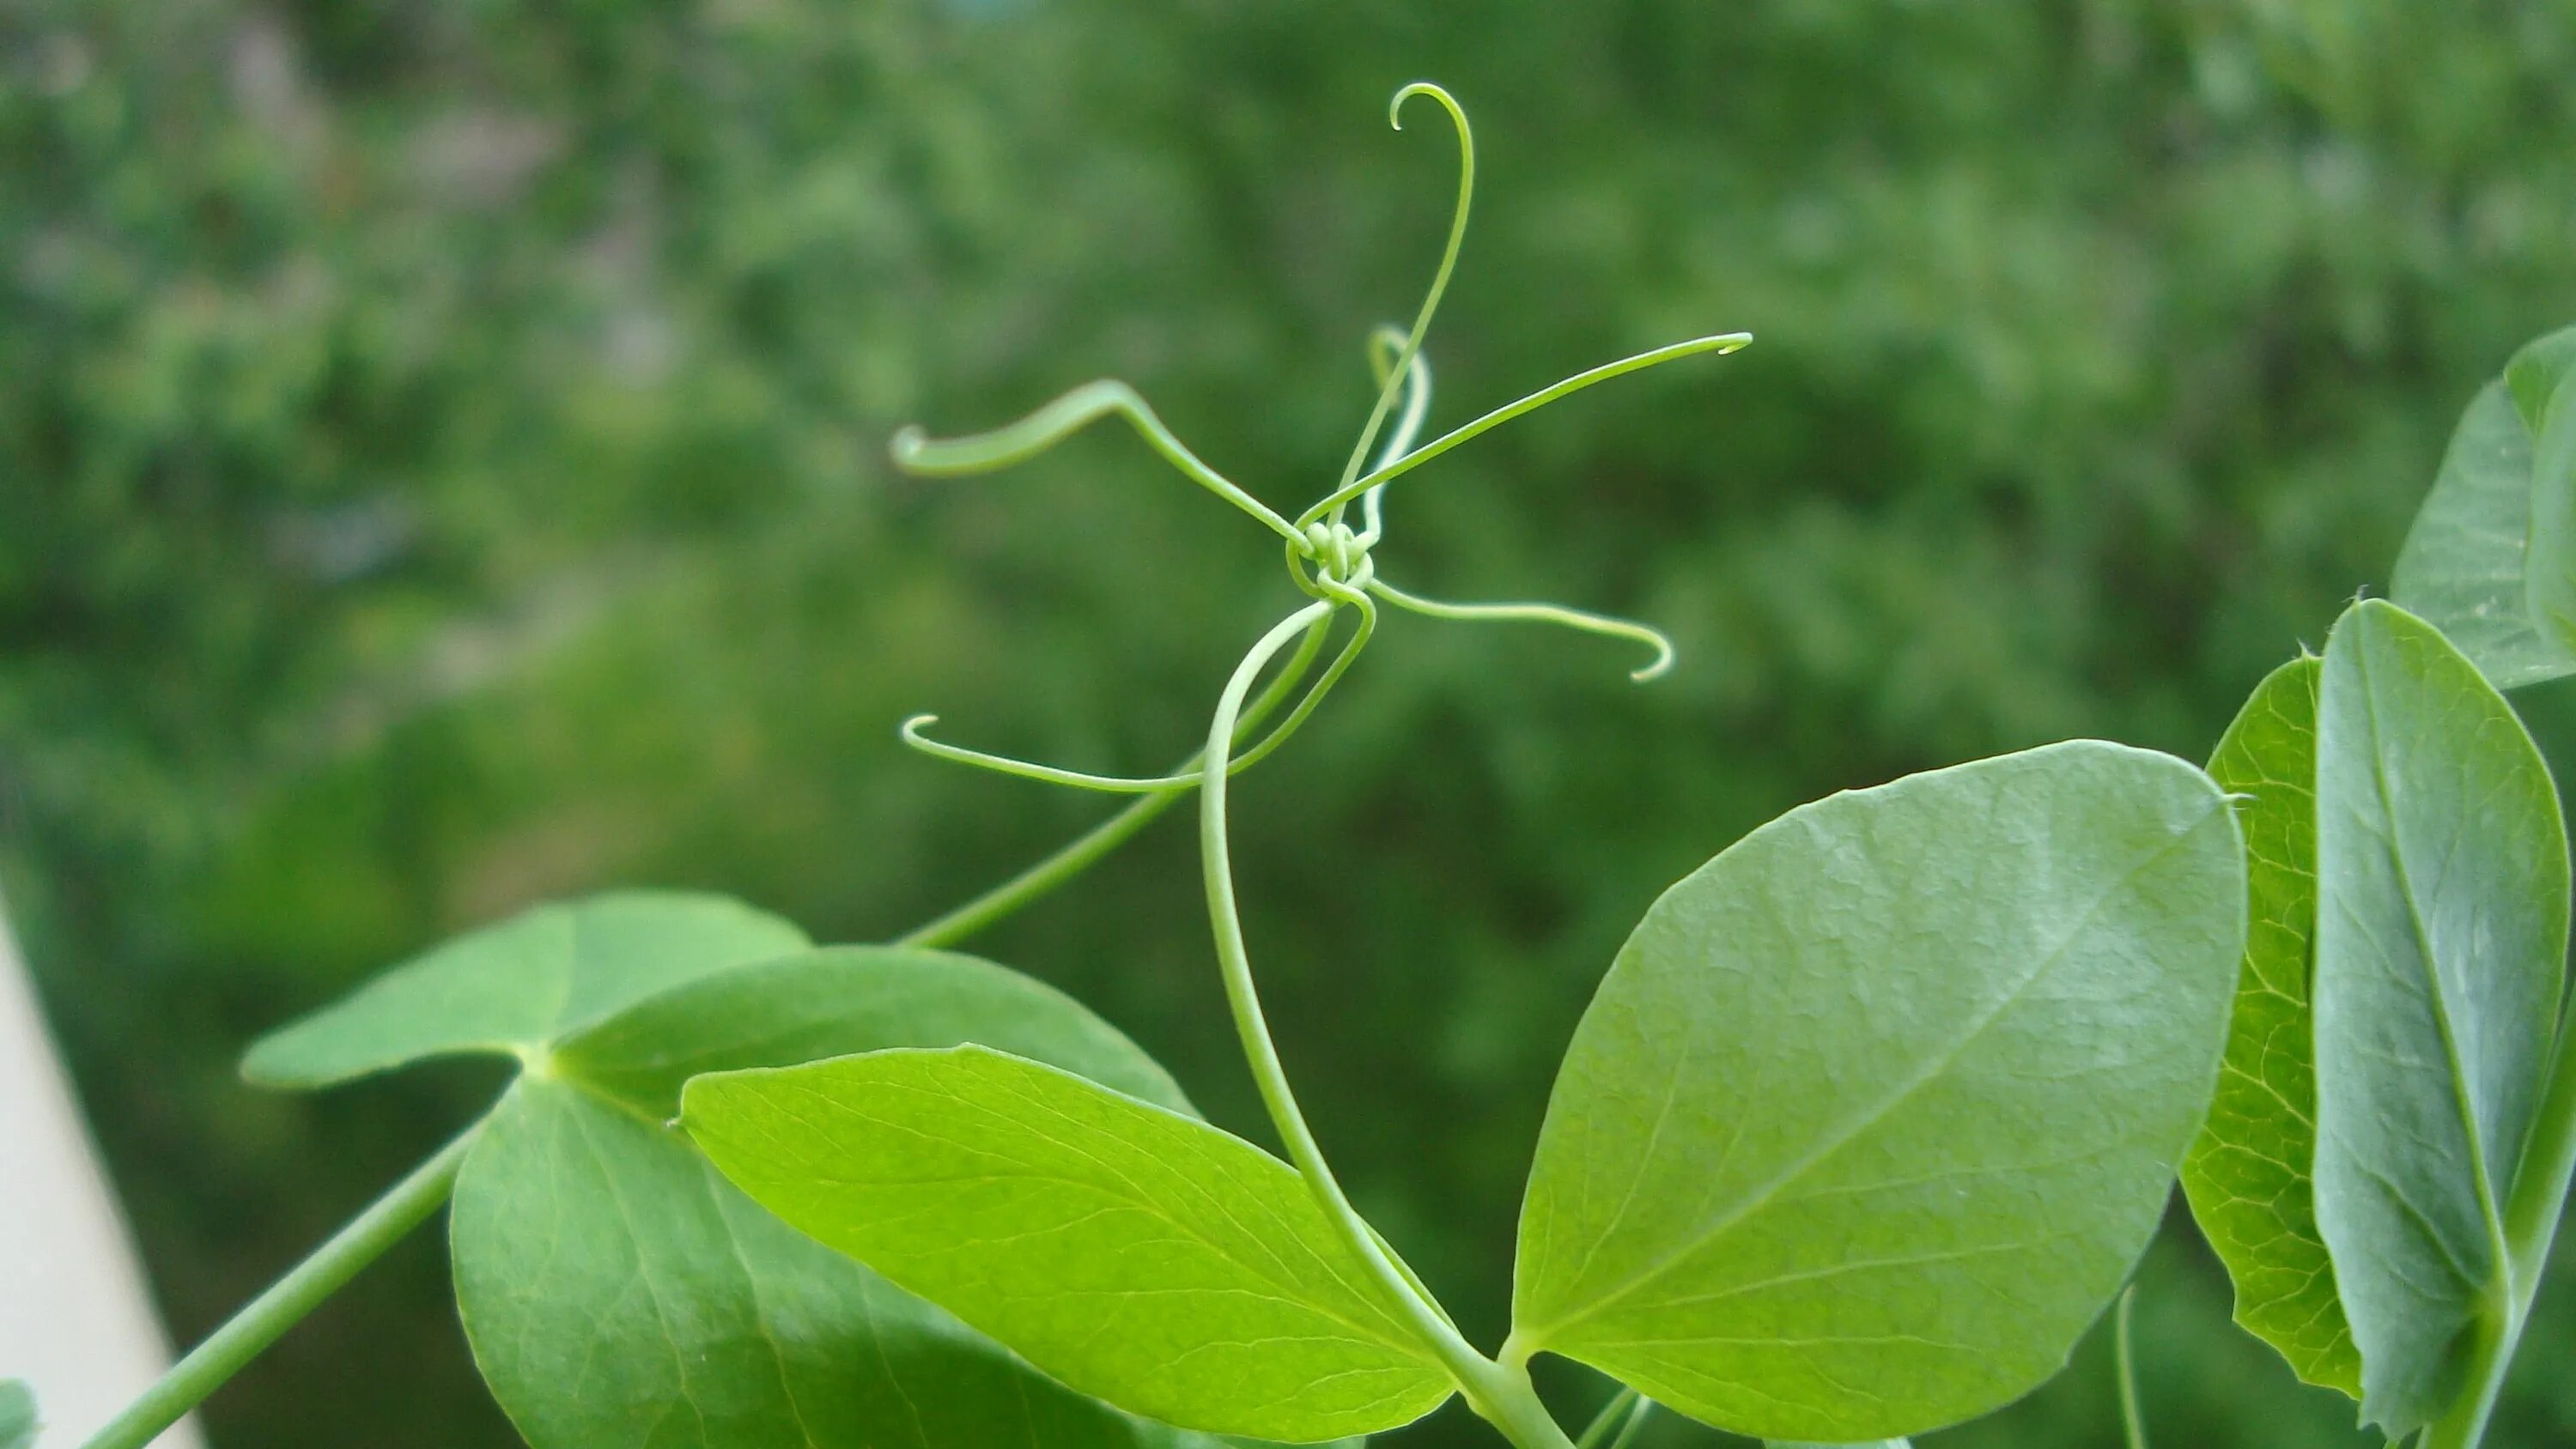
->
[[0, 894, 203, 1448]]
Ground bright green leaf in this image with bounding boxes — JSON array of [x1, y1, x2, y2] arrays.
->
[[242, 892, 808, 1086], [1768, 1441, 1908, 1448], [2176, 655, 2360, 1395], [456, 1080, 1230, 1449], [2390, 383, 2576, 689], [455, 945, 1259, 1449], [2309, 599, 2569, 1437], [684, 1045, 1459, 1442], [1510, 741, 2245, 1442], [0, 1380, 33, 1449], [553, 944, 1189, 1118]]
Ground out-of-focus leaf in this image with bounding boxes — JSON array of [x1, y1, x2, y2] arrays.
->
[[1509, 741, 2245, 1442], [2309, 600, 2569, 1437], [2518, 370, 2576, 661], [2177, 655, 2360, 1394], [242, 893, 808, 1086], [2391, 383, 2574, 689], [0, 1380, 34, 1449], [685, 1045, 1458, 1442]]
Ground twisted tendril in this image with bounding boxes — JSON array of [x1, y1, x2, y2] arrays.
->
[[885, 82, 1750, 1449], [888, 82, 1741, 792]]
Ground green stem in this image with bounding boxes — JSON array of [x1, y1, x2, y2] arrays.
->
[[898, 613, 1333, 950], [2114, 1286, 2148, 1449], [1572, 1388, 1639, 1449], [1195, 600, 1574, 1449], [2423, 1019, 2576, 1449], [77, 1125, 481, 1449]]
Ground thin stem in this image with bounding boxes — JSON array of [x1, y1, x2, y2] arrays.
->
[[896, 613, 1334, 949], [1601, 1395, 1655, 1449], [891, 379, 1308, 549], [2115, 1286, 2148, 1449], [2421, 1003, 2576, 1448], [1299, 332, 1752, 529], [1196, 603, 1574, 1449], [78, 1125, 481, 1449], [1572, 1388, 1639, 1449]]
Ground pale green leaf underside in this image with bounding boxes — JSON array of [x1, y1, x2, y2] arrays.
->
[[0, 1380, 34, 1449], [2525, 369, 2576, 659], [1511, 741, 2245, 1442], [2177, 654, 2360, 1396], [1769, 1440, 1908, 1448], [243, 892, 810, 1086], [684, 1046, 1457, 1442], [2503, 324, 2576, 432], [2390, 382, 2574, 690], [2310, 599, 2570, 1437], [456, 944, 1276, 1449]]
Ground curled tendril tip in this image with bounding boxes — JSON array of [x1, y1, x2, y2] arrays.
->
[[885, 81, 1742, 797]]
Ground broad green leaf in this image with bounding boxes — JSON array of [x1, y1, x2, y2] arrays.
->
[[454, 945, 1256, 1449], [2175, 655, 2360, 1395], [553, 944, 1188, 1117], [1510, 741, 2245, 1442], [1769, 1441, 1907, 1448], [0, 1380, 33, 1449], [2519, 369, 2576, 658], [2503, 324, 2576, 431], [684, 1045, 1459, 1442], [2309, 599, 2569, 1437], [456, 1080, 1234, 1449], [242, 892, 809, 1085], [2389, 383, 2574, 689]]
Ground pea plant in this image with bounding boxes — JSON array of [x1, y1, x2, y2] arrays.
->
[[10, 85, 2574, 1449]]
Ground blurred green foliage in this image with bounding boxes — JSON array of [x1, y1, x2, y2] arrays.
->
[[5, 1, 2575, 1446]]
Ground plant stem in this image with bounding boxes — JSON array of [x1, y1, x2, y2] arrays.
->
[[2424, 1020, 2576, 1449], [1195, 600, 1575, 1449], [2114, 1286, 2148, 1449], [897, 614, 1333, 951], [1572, 1388, 1639, 1449], [78, 1125, 481, 1449]]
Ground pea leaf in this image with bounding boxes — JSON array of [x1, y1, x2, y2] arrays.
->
[[2176, 655, 2361, 1395], [683, 1045, 1460, 1442], [2309, 599, 2569, 1437], [2390, 382, 2574, 689], [1509, 741, 2245, 1442], [2520, 364, 2576, 658], [255, 906, 1262, 1449], [242, 892, 809, 1085], [456, 1079, 1230, 1449], [2394, 324, 2576, 688], [0, 1380, 33, 1449], [553, 944, 1188, 1117]]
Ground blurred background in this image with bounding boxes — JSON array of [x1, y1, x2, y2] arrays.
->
[[6, 0, 2576, 1445]]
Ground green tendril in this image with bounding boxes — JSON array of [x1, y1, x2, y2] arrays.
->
[[890, 378, 1308, 548], [1332, 82, 1473, 530], [1370, 576, 1674, 681], [1361, 324, 1432, 546], [1303, 331, 1750, 528]]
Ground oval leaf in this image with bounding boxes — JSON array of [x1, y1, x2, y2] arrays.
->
[[683, 1046, 1458, 1442], [2391, 382, 2575, 690], [1509, 741, 2245, 1441], [2176, 654, 2360, 1395], [2310, 599, 2569, 1436], [454, 945, 1252, 1449], [243, 892, 808, 1087]]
